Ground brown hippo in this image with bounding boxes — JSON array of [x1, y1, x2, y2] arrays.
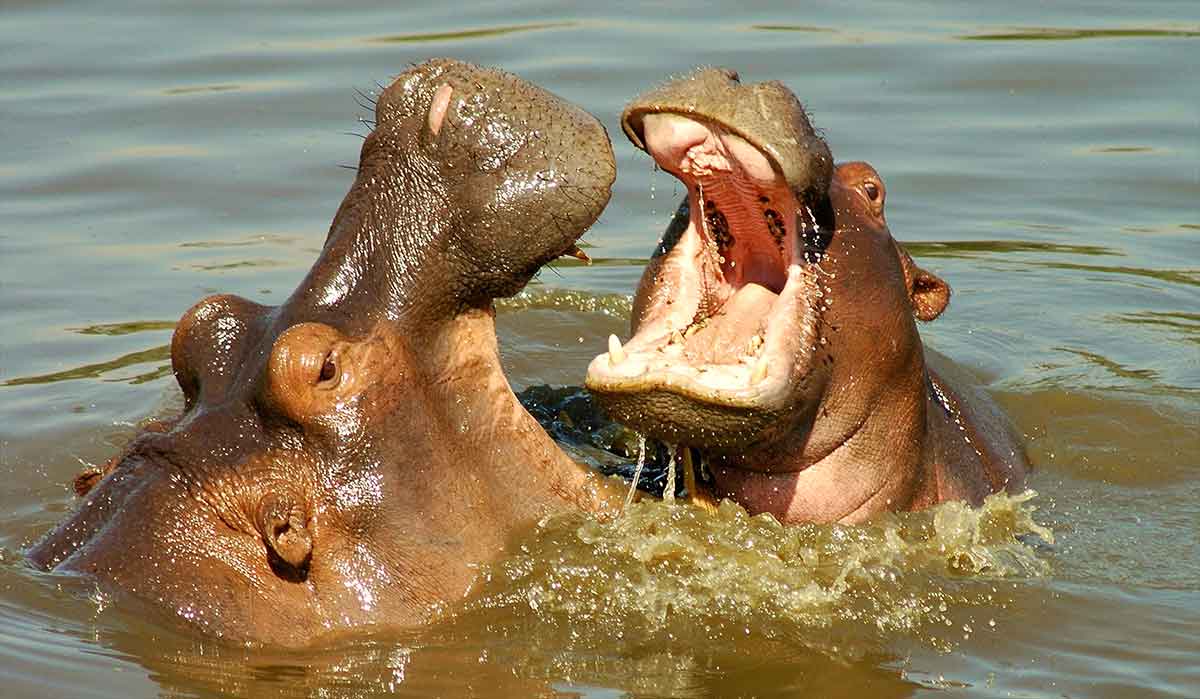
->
[[27, 59, 626, 646], [585, 68, 1028, 524]]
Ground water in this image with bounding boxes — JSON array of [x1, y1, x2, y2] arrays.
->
[[622, 434, 647, 511], [1, 1, 1197, 697]]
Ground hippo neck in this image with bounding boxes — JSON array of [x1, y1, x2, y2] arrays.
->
[[423, 308, 624, 520], [285, 166, 453, 330]]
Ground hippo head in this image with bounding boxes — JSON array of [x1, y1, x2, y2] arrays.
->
[[586, 69, 951, 521], [29, 59, 621, 645]]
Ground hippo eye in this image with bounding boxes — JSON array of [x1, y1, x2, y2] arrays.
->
[[317, 354, 337, 384], [863, 181, 880, 202]]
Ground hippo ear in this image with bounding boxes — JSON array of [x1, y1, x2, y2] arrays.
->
[[895, 242, 950, 321], [254, 491, 313, 581]]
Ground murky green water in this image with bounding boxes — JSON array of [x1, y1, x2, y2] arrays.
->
[[1, 2, 1197, 697]]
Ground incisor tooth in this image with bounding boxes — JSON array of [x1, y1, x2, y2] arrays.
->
[[751, 355, 769, 384], [608, 334, 626, 365]]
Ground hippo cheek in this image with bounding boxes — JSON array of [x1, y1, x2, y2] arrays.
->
[[27, 454, 325, 644]]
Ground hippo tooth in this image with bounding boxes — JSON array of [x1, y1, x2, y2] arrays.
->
[[751, 355, 769, 384], [671, 329, 685, 345], [608, 334, 626, 365]]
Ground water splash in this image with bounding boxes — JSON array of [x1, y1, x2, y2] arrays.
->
[[464, 490, 1053, 653]]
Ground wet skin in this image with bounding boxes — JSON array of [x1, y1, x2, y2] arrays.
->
[[27, 59, 626, 646], [586, 68, 1028, 523]]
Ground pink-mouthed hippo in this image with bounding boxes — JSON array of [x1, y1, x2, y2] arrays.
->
[[586, 68, 1028, 524]]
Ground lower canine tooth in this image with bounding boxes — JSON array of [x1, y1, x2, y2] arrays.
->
[[751, 356, 769, 384], [608, 334, 626, 365]]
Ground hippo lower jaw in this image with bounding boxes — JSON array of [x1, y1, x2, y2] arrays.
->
[[585, 113, 828, 450]]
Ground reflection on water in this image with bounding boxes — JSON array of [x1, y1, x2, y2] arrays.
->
[[749, 24, 839, 34], [2, 346, 170, 387], [1113, 310, 1200, 344], [71, 320, 176, 336], [1038, 261, 1199, 287], [1055, 346, 1159, 382], [184, 257, 289, 272], [903, 239, 1118, 259], [369, 22, 576, 45], [957, 27, 1200, 41]]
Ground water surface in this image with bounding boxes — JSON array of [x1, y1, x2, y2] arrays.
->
[[1, 1, 1197, 697]]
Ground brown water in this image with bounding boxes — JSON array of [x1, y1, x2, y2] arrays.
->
[[1, 2, 1197, 697]]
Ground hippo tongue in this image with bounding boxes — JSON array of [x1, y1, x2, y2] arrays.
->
[[682, 282, 777, 364]]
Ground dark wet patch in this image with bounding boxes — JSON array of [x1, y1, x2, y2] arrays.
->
[[517, 385, 681, 499]]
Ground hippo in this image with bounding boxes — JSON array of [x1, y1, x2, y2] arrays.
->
[[27, 59, 627, 646], [585, 68, 1028, 524]]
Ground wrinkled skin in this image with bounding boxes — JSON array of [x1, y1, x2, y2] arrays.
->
[[586, 68, 1027, 524], [28, 59, 626, 646]]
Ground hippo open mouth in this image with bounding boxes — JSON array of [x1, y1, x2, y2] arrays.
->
[[586, 69, 1027, 524], [586, 69, 835, 450]]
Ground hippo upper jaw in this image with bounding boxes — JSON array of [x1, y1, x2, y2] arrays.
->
[[586, 108, 833, 451]]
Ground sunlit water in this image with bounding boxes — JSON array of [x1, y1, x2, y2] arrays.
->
[[1, 1, 1197, 697]]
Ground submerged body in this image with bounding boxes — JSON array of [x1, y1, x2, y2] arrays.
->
[[586, 68, 1027, 523], [28, 59, 625, 645]]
